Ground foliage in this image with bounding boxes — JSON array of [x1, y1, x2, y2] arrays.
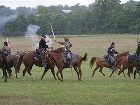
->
[[1, 0, 140, 36]]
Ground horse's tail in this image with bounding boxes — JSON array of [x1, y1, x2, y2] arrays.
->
[[90, 57, 96, 69], [82, 53, 88, 61]]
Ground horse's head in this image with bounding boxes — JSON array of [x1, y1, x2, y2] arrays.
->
[[15, 51, 26, 73], [116, 51, 129, 59]]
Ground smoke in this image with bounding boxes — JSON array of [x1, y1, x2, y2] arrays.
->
[[0, 15, 17, 35], [25, 24, 53, 49], [25, 24, 40, 48]]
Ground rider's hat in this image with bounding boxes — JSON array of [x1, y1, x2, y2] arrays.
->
[[111, 42, 115, 46]]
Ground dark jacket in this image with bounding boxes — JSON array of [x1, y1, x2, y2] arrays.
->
[[107, 46, 118, 57], [136, 44, 140, 55], [39, 38, 48, 49]]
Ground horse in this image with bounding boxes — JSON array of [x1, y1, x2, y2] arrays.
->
[[89, 51, 129, 77], [0, 50, 20, 82], [115, 54, 140, 80], [16, 50, 56, 80], [43, 47, 88, 81]]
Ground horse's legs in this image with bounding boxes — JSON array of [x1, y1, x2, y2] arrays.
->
[[78, 65, 82, 81], [134, 69, 137, 79], [99, 67, 105, 77], [59, 70, 63, 82], [23, 66, 28, 79], [109, 70, 115, 77], [73, 65, 80, 80], [118, 67, 127, 80], [41, 67, 49, 80], [92, 66, 99, 77], [122, 71, 126, 77], [56, 68, 63, 81], [50, 67, 57, 80]]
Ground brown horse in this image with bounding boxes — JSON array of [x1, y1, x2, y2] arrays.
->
[[115, 54, 140, 80], [90, 51, 129, 77], [16, 50, 56, 80], [44, 47, 88, 81]]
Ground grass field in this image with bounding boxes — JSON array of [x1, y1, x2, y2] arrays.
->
[[0, 34, 140, 105]]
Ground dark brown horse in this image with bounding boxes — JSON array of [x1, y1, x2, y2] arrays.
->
[[90, 51, 129, 77], [44, 47, 88, 81], [16, 50, 56, 80], [0, 50, 20, 81]]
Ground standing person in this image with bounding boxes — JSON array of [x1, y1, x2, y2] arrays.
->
[[107, 42, 119, 70], [54, 38, 72, 67]]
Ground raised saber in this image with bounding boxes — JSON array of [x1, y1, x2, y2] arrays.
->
[[51, 25, 55, 39]]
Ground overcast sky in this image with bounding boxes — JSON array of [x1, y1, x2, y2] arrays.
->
[[0, 0, 140, 9]]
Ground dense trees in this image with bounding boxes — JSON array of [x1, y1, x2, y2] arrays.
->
[[1, 0, 140, 36]]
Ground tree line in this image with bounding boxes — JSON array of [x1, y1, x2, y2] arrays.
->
[[1, 0, 140, 36]]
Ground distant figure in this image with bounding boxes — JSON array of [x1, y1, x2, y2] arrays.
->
[[55, 38, 72, 67], [107, 42, 118, 70]]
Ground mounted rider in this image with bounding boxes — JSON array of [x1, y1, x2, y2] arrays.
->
[[135, 41, 140, 63], [1, 41, 12, 75], [107, 42, 119, 70], [1, 41, 11, 57], [55, 38, 72, 66], [35, 35, 49, 60]]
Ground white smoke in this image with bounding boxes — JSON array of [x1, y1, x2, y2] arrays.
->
[[0, 15, 17, 35], [25, 24, 53, 49], [25, 24, 40, 48], [45, 35, 53, 47]]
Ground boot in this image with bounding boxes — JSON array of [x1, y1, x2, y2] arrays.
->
[[67, 58, 71, 68], [110, 62, 115, 71]]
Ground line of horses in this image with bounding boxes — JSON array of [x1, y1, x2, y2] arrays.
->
[[0, 47, 140, 82]]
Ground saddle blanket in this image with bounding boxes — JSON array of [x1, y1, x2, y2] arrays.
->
[[100, 55, 108, 62], [62, 52, 77, 64]]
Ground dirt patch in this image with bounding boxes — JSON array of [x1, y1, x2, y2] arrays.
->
[[0, 96, 44, 105]]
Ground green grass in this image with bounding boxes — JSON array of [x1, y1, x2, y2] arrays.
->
[[0, 35, 140, 105]]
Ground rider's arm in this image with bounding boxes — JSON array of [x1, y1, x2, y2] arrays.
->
[[54, 40, 65, 45], [113, 49, 119, 54]]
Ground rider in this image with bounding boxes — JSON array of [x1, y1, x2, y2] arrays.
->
[[55, 38, 72, 66], [35, 35, 49, 60], [1, 41, 12, 76], [136, 42, 140, 63], [107, 42, 119, 70], [1, 41, 11, 56]]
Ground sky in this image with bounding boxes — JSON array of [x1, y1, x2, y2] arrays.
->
[[0, 0, 140, 9]]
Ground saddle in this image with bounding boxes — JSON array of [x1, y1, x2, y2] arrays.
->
[[61, 52, 77, 67], [34, 49, 42, 60], [100, 55, 108, 62]]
